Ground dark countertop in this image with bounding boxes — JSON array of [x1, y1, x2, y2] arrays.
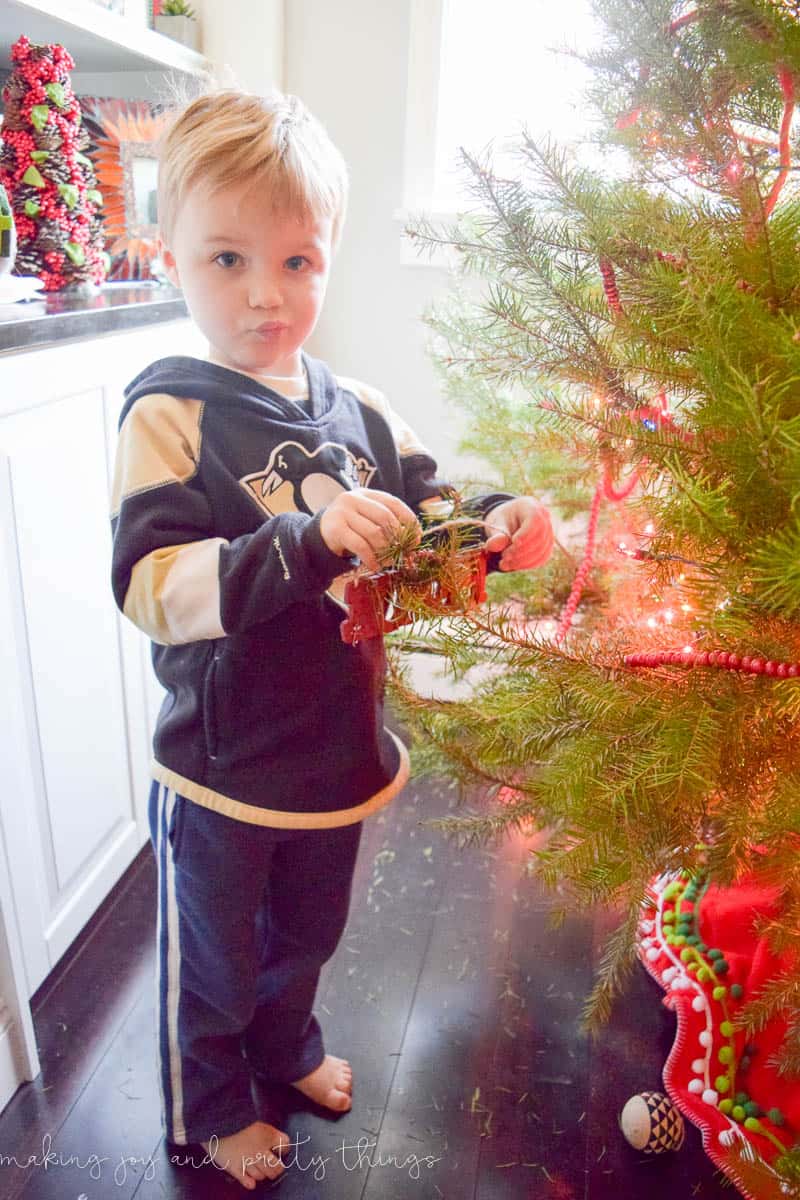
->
[[0, 282, 190, 354]]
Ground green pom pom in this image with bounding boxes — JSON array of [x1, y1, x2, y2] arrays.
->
[[58, 183, 79, 210], [720, 1021, 733, 1038], [744, 1117, 762, 1133], [767, 1108, 785, 1126], [715, 1075, 731, 1092], [744, 1102, 760, 1118], [712, 986, 727, 1001], [712, 960, 729, 975], [735, 1092, 750, 1106], [718, 1047, 733, 1064], [673, 934, 687, 945], [697, 966, 711, 982], [680, 948, 693, 962], [23, 199, 40, 217], [663, 882, 681, 900], [662, 910, 675, 924], [44, 81, 67, 108], [719, 1099, 734, 1115], [687, 962, 698, 974], [64, 241, 85, 266], [686, 935, 700, 945], [22, 165, 46, 188], [730, 984, 744, 999], [707, 948, 723, 959], [732, 1105, 746, 1121], [696, 943, 708, 954]]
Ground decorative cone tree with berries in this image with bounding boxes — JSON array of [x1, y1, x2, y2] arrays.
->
[[385, 2, 800, 1191], [0, 36, 108, 291]]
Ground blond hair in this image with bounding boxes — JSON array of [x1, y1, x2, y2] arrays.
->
[[156, 88, 349, 251]]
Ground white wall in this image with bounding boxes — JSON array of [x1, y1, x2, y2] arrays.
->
[[285, 0, 468, 478], [196, 0, 284, 92]]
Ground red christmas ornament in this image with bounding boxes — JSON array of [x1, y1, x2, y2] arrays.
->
[[339, 547, 489, 645]]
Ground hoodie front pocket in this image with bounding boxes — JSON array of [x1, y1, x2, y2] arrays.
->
[[202, 645, 220, 760]]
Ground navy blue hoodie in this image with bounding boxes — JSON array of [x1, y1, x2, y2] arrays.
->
[[110, 352, 511, 829]]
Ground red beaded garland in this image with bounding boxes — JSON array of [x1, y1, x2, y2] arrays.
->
[[624, 649, 800, 676]]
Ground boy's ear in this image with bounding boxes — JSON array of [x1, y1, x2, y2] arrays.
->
[[158, 237, 180, 287]]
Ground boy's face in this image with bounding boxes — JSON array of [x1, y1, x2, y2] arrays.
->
[[159, 180, 333, 377]]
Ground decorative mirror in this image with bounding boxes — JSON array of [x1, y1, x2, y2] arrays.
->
[[78, 98, 171, 280]]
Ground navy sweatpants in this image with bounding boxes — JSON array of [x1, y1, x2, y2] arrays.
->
[[149, 780, 363, 1145]]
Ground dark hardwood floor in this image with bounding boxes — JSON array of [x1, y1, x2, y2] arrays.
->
[[0, 773, 729, 1200]]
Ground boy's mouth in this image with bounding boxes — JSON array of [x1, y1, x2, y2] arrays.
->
[[254, 322, 287, 334]]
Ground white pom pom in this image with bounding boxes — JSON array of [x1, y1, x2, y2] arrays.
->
[[662, 967, 678, 982], [641, 937, 654, 949], [674, 976, 691, 990], [688, 1079, 704, 1094], [691, 1058, 705, 1074], [719, 1130, 737, 1148], [702, 1089, 719, 1106], [692, 995, 706, 1012], [641, 920, 654, 934], [699, 1031, 712, 1047], [646, 946, 660, 961]]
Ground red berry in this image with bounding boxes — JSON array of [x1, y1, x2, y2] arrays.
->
[[728, 654, 741, 669], [764, 661, 777, 676]]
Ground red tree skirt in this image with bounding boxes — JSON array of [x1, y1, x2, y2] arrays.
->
[[637, 871, 798, 1197]]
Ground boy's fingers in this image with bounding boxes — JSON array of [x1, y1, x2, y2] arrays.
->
[[345, 531, 380, 572], [345, 510, 401, 556], [348, 494, 404, 537], [358, 488, 419, 528], [484, 531, 511, 553]]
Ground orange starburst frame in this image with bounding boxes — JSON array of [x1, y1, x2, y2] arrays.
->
[[79, 98, 171, 280]]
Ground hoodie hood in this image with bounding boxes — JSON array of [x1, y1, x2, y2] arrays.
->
[[120, 352, 337, 428]]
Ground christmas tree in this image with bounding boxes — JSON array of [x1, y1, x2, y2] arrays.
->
[[387, 1, 800, 1190], [0, 35, 108, 291]]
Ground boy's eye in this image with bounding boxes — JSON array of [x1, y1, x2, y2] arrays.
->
[[214, 251, 240, 269], [285, 255, 309, 271]]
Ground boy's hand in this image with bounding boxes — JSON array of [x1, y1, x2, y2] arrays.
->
[[319, 488, 421, 572], [483, 497, 554, 571]]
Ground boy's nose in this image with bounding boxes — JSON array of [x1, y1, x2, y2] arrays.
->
[[248, 277, 282, 309]]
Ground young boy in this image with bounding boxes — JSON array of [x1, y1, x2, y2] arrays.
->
[[110, 88, 553, 1190]]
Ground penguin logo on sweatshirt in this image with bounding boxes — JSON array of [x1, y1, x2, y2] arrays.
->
[[240, 440, 377, 518]]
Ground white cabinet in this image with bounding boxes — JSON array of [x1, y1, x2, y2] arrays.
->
[[0, 317, 206, 1107]]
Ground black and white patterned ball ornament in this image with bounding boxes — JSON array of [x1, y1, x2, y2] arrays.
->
[[620, 1091, 685, 1153]]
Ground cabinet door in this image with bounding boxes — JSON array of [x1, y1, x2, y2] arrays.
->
[[0, 320, 204, 1111], [0, 386, 139, 993]]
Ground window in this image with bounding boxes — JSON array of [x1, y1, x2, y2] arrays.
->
[[401, 0, 602, 220]]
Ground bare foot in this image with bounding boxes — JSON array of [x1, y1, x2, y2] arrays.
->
[[201, 1120, 289, 1191], [291, 1054, 353, 1112]]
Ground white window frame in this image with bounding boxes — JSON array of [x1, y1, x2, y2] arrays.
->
[[395, 0, 456, 268]]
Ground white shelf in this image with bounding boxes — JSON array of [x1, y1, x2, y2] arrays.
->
[[0, 0, 211, 76]]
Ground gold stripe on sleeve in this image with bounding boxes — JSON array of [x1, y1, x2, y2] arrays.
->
[[124, 539, 228, 644], [111, 394, 204, 519]]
